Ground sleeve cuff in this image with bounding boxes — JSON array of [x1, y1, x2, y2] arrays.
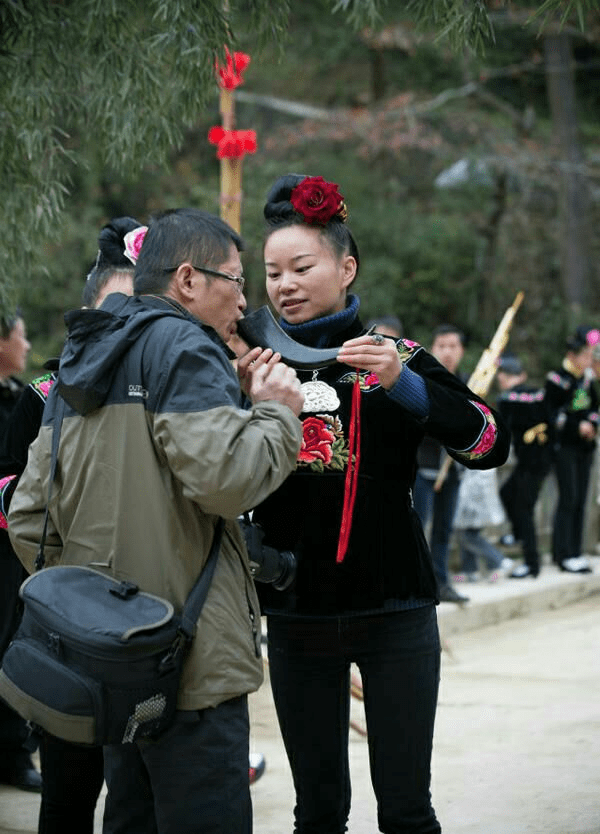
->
[[386, 365, 430, 418]]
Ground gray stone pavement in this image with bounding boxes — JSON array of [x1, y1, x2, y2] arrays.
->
[[1, 555, 599, 833]]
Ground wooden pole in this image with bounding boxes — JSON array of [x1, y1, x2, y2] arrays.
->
[[219, 79, 242, 234]]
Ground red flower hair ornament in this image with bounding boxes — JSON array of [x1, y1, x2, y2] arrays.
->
[[215, 47, 251, 90], [208, 127, 257, 160], [290, 176, 348, 226]]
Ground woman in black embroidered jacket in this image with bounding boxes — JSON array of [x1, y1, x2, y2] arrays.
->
[[243, 174, 510, 834]]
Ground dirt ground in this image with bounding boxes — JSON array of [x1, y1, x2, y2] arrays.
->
[[2, 592, 599, 834], [248, 596, 600, 834]]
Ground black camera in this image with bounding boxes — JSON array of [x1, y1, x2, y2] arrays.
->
[[240, 519, 296, 591]]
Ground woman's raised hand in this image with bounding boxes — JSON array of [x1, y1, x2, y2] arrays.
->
[[336, 333, 403, 390]]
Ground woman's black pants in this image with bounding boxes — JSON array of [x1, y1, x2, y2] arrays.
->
[[552, 445, 594, 564], [267, 605, 442, 834]]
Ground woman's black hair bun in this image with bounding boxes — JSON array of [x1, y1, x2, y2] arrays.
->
[[264, 173, 306, 223], [566, 324, 593, 351], [97, 216, 141, 268]]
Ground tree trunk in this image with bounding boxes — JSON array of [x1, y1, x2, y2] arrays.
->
[[543, 33, 591, 325], [369, 48, 386, 101]]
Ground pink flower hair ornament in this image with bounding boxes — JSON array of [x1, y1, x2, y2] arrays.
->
[[123, 226, 148, 265], [586, 329, 600, 347]]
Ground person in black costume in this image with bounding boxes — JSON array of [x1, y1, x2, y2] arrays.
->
[[496, 354, 553, 579], [544, 325, 600, 574], [0, 216, 140, 830], [0, 312, 36, 792], [240, 173, 510, 834]]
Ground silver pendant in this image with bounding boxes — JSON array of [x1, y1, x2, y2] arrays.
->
[[300, 379, 340, 412]]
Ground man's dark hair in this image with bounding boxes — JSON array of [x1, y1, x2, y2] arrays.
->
[[134, 208, 244, 295], [431, 323, 466, 346], [365, 315, 403, 337]]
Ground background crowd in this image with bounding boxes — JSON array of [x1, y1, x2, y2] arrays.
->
[[410, 322, 600, 605]]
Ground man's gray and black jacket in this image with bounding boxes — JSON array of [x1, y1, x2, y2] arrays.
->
[[8, 293, 302, 710]]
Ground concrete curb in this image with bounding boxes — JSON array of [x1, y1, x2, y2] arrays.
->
[[437, 557, 600, 637]]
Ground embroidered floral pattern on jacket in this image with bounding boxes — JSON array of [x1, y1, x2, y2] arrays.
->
[[451, 401, 498, 461], [546, 371, 570, 390], [337, 340, 423, 391], [31, 372, 56, 403], [396, 339, 421, 361], [572, 386, 592, 411], [298, 415, 349, 472], [338, 369, 381, 390], [506, 389, 545, 403], [0, 474, 17, 529]]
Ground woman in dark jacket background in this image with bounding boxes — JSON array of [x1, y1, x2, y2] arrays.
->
[[0, 312, 35, 793], [241, 173, 510, 834], [545, 325, 600, 574]]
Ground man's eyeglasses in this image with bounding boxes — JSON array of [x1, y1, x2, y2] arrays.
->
[[163, 265, 245, 294]]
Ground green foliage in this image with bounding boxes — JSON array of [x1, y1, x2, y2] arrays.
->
[[5, 0, 600, 385], [0, 0, 293, 314], [528, 0, 600, 31], [331, 0, 383, 28], [405, 0, 495, 54]]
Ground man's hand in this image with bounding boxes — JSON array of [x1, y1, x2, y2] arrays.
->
[[238, 347, 304, 416]]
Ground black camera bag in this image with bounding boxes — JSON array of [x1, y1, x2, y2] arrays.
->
[[0, 396, 223, 746]]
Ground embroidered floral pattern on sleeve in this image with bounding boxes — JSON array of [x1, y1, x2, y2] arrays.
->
[[0, 474, 17, 529], [450, 401, 498, 462], [297, 415, 349, 472]]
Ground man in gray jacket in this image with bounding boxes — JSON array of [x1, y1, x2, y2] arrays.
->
[[8, 208, 304, 834]]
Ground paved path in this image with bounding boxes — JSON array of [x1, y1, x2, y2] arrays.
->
[[1, 557, 599, 833]]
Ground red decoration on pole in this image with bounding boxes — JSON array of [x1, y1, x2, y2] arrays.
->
[[208, 127, 257, 159], [211, 47, 256, 233], [215, 47, 251, 90]]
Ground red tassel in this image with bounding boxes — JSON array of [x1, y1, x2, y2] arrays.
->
[[336, 369, 361, 563]]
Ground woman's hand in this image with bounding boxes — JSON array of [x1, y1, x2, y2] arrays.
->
[[336, 334, 402, 390]]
